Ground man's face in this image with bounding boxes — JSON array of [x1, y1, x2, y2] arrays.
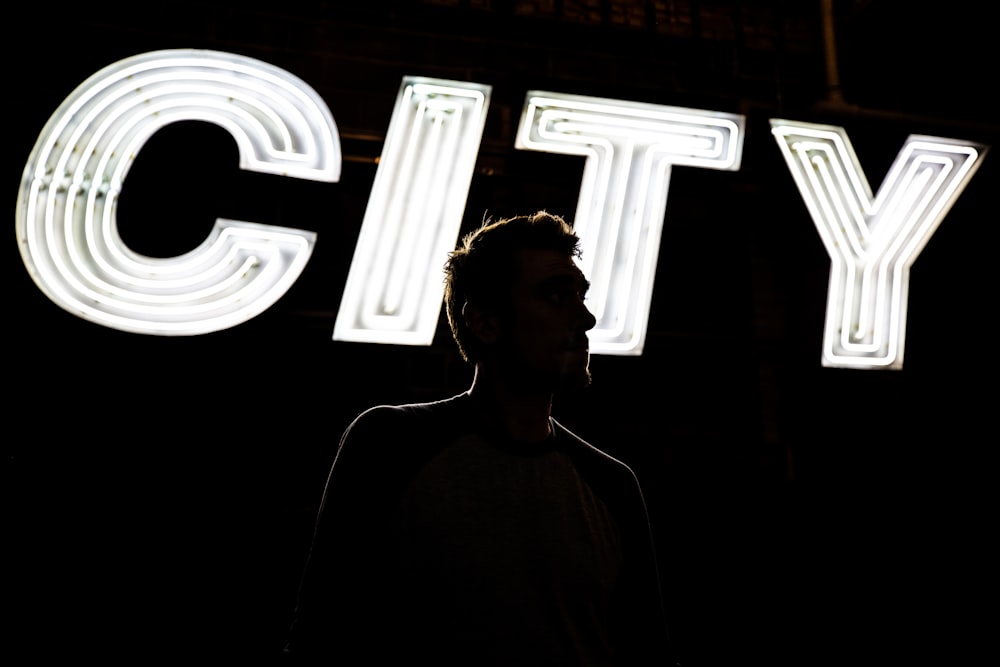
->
[[495, 248, 597, 394]]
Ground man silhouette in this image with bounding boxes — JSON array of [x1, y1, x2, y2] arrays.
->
[[284, 211, 676, 666]]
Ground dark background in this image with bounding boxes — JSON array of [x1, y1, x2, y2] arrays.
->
[[7, 1, 997, 665]]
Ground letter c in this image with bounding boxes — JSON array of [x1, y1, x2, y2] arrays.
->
[[15, 49, 341, 335]]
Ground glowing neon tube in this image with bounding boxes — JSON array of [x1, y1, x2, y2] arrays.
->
[[333, 77, 491, 345], [516, 91, 745, 355], [15, 49, 341, 335], [771, 119, 988, 369]]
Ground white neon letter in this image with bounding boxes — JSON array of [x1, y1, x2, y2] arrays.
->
[[15, 49, 341, 335], [770, 120, 988, 370], [516, 92, 745, 355], [333, 77, 491, 345]]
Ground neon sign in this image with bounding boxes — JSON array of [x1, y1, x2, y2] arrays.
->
[[15, 49, 339, 335], [516, 92, 744, 354], [333, 78, 491, 346], [770, 121, 987, 369], [15, 49, 989, 370]]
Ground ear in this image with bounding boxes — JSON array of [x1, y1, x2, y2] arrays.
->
[[462, 300, 500, 345]]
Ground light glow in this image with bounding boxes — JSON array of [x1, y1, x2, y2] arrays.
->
[[15, 49, 341, 335], [770, 120, 988, 369], [516, 92, 745, 355], [333, 77, 491, 345]]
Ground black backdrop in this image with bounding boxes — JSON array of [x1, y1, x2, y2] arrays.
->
[[8, 2, 997, 665]]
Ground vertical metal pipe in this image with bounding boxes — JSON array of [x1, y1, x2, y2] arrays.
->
[[821, 0, 845, 104]]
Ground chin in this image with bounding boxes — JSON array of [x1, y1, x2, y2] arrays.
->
[[557, 366, 592, 393]]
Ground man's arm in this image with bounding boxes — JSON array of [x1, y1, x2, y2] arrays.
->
[[614, 474, 680, 666], [282, 407, 408, 663], [566, 432, 679, 666]]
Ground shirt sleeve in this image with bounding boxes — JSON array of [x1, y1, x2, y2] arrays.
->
[[282, 406, 411, 663], [613, 471, 680, 666]]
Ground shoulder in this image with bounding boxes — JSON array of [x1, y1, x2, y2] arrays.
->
[[326, 393, 471, 486], [346, 392, 469, 435], [551, 421, 658, 548], [336, 393, 471, 462], [552, 420, 634, 471], [551, 419, 644, 492]]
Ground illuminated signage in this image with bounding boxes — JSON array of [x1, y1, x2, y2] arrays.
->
[[333, 78, 491, 346], [15, 49, 340, 335], [517, 92, 744, 354], [15, 49, 990, 370], [771, 120, 988, 369]]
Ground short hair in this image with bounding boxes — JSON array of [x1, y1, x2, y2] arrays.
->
[[443, 210, 583, 363]]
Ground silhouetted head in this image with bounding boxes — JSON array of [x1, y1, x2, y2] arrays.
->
[[444, 211, 597, 391]]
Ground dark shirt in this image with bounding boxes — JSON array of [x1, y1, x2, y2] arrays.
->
[[284, 392, 674, 666]]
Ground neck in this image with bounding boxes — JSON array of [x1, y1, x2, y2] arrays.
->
[[466, 364, 553, 442]]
